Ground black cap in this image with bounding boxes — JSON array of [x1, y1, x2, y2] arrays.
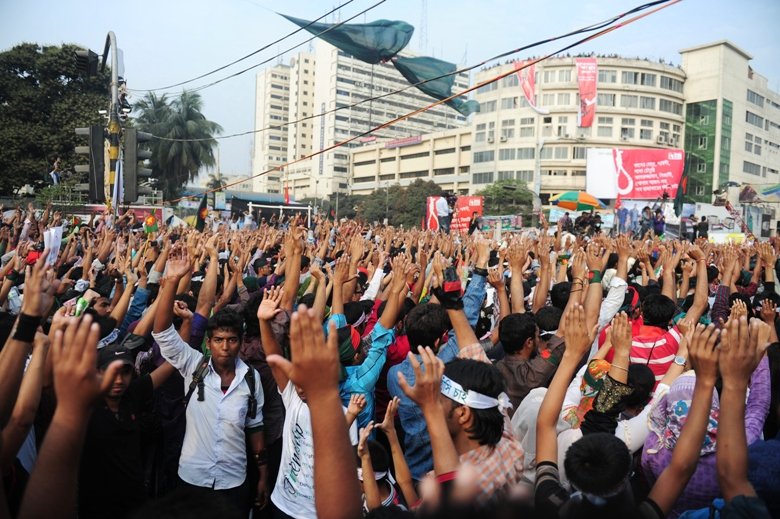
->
[[97, 343, 134, 370]]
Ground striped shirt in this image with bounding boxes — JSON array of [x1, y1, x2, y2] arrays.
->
[[602, 319, 681, 387]]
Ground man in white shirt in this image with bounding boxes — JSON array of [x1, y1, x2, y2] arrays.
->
[[435, 195, 452, 234], [152, 250, 269, 515]]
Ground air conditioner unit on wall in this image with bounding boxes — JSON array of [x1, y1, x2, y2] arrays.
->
[[500, 136, 507, 142], [657, 135, 666, 144], [487, 137, 494, 143]]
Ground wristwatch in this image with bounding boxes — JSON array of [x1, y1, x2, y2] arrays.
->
[[674, 355, 687, 367]]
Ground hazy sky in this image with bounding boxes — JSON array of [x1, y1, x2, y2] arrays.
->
[[2, 0, 778, 182]]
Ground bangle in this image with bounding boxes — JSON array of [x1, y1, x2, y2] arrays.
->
[[610, 364, 629, 372], [589, 270, 602, 284], [13, 313, 40, 343], [569, 288, 582, 294]]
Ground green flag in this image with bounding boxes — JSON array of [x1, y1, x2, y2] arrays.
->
[[392, 55, 480, 116]]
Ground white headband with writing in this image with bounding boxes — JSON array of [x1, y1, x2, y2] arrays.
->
[[440, 375, 513, 410]]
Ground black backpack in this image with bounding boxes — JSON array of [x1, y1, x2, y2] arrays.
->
[[183, 356, 257, 419]]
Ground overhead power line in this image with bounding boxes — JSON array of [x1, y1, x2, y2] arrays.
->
[[166, 0, 682, 205], [130, 0, 357, 92]]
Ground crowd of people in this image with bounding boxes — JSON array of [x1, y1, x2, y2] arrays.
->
[[0, 201, 776, 519]]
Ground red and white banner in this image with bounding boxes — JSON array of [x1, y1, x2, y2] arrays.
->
[[576, 58, 598, 128], [514, 61, 549, 115], [586, 148, 685, 200], [425, 196, 484, 233]]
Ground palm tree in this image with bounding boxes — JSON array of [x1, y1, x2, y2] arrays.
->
[[206, 171, 226, 191], [135, 90, 222, 200]]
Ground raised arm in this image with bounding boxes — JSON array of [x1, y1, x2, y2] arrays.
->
[[195, 235, 219, 318], [280, 227, 304, 311], [257, 286, 287, 391], [647, 322, 719, 515], [685, 246, 709, 323]]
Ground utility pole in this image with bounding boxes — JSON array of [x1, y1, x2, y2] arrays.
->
[[101, 32, 121, 208]]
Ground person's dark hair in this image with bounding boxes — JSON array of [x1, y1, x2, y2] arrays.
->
[[298, 293, 315, 309], [344, 301, 369, 326], [707, 265, 719, 284], [443, 359, 505, 447], [404, 303, 450, 350], [641, 294, 677, 328], [206, 310, 244, 340], [550, 282, 571, 310], [243, 291, 264, 338], [357, 439, 390, 474], [701, 216, 707, 221], [498, 313, 537, 355], [564, 432, 632, 497], [534, 306, 562, 336], [681, 293, 709, 316], [300, 256, 311, 270], [624, 364, 655, 410], [605, 253, 619, 271], [378, 297, 415, 324], [82, 309, 118, 341]]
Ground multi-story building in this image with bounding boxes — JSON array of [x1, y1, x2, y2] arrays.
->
[[350, 127, 472, 196], [253, 40, 470, 201], [251, 63, 290, 194], [680, 41, 780, 204], [469, 56, 687, 203]]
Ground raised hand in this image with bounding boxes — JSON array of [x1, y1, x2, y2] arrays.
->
[[377, 396, 400, 435], [258, 286, 284, 321], [562, 303, 596, 358], [759, 298, 777, 324], [397, 346, 445, 413], [347, 394, 367, 419], [172, 300, 193, 321], [266, 305, 340, 397], [718, 316, 764, 388], [51, 314, 122, 420], [357, 421, 375, 459], [688, 324, 720, 385], [21, 250, 59, 318], [164, 246, 191, 279], [610, 312, 632, 356], [487, 267, 504, 289]]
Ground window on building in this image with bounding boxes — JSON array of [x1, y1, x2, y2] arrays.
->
[[460, 145, 471, 152], [476, 123, 486, 131], [501, 128, 515, 139], [540, 147, 553, 159], [519, 127, 534, 137], [475, 132, 486, 143], [502, 119, 516, 127], [400, 151, 429, 160], [622, 71, 640, 84], [660, 76, 684, 92], [499, 148, 516, 160], [573, 147, 587, 159], [746, 111, 764, 128], [503, 74, 519, 87], [500, 97, 518, 109], [517, 147, 535, 160], [558, 69, 572, 82], [698, 135, 708, 149], [542, 93, 555, 106], [476, 82, 498, 94], [554, 147, 569, 159], [543, 70, 555, 83], [621, 127, 635, 139], [480, 100, 497, 113], [659, 99, 683, 115], [621, 118, 636, 126], [497, 171, 515, 181], [640, 119, 653, 128], [434, 167, 455, 176], [744, 161, 761, 176], [473, 172, 494, 184], [697, 163, 707, 173], [517, 170, 534, 182], [640, 129, 653, 140], [434, 148, 455, 155], [747, 89, 765, 108], [571, 170, 586, 176], [641, 73, 657, 87], [597, 93, 615, 106], [640, 96, 656, 110], [473, 151, 495, 163], [597, 125, 613, 138], [598, 69, 617, 83], [621, 95, 638, 108], [558, 93, 571, 105]]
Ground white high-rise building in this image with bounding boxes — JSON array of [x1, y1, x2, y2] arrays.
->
[[251, 63, 290, 194], [252, 40, 471, 201]]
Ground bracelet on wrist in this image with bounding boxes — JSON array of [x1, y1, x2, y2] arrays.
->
[[589, 270, 603, 284], [13, 313, 41, 343], [610, 363, 629, 373], [473, 267, 488, 277]]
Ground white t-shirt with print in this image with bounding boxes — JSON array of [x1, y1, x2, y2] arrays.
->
[[271, 382, 358, 519]]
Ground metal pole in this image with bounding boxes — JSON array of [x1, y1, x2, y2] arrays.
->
[[102, 32, 120, 206], [335, 190, 340, 220], [385, 182, 389, 223]]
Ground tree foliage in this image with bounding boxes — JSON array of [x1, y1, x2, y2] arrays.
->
[[0, 43, 110, 195], [135, 90, 222, 201], [475, 179, 534, 216]]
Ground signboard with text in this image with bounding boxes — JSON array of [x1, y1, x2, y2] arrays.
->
[[586, 147, 685, 200], [425, 196, 483, 233]]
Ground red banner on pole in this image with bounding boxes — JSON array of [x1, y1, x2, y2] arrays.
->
[[576, 58, 598, 128]]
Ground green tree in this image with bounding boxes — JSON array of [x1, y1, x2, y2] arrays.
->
[[135, 90, 222, 200], [353, 179, 443, 227], [475, 179, 534, 216], [206, 171, 226, 191], [0, 43, 110, 195]]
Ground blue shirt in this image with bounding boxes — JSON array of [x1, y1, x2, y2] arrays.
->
[[387, 273, 487, 480], [339, 321, 395, 429]]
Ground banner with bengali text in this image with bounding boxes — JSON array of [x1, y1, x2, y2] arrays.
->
[[576, 58, 598, 127]]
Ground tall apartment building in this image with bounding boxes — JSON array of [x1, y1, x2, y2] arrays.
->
[[469, 57, 687, 203], [251, 63, 290, 194], [253, 40, 470, 201], [680, 41, 780, 204]]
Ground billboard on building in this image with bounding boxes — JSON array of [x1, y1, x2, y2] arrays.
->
[[576, 58, 598, 128], [586, 148, 685, 200], [425, 196, 483, 233]]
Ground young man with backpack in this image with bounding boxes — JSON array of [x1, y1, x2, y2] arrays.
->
[[152, 247, 268, 515]]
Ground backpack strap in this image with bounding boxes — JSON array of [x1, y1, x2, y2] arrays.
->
[[245, 366, 257, 420], [183, 357, 210, 409]]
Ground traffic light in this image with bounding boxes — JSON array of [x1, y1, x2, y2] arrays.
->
[[75, 49, 99, 77], [123, 128, 153, 203], [75, 125, 106, 203]]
